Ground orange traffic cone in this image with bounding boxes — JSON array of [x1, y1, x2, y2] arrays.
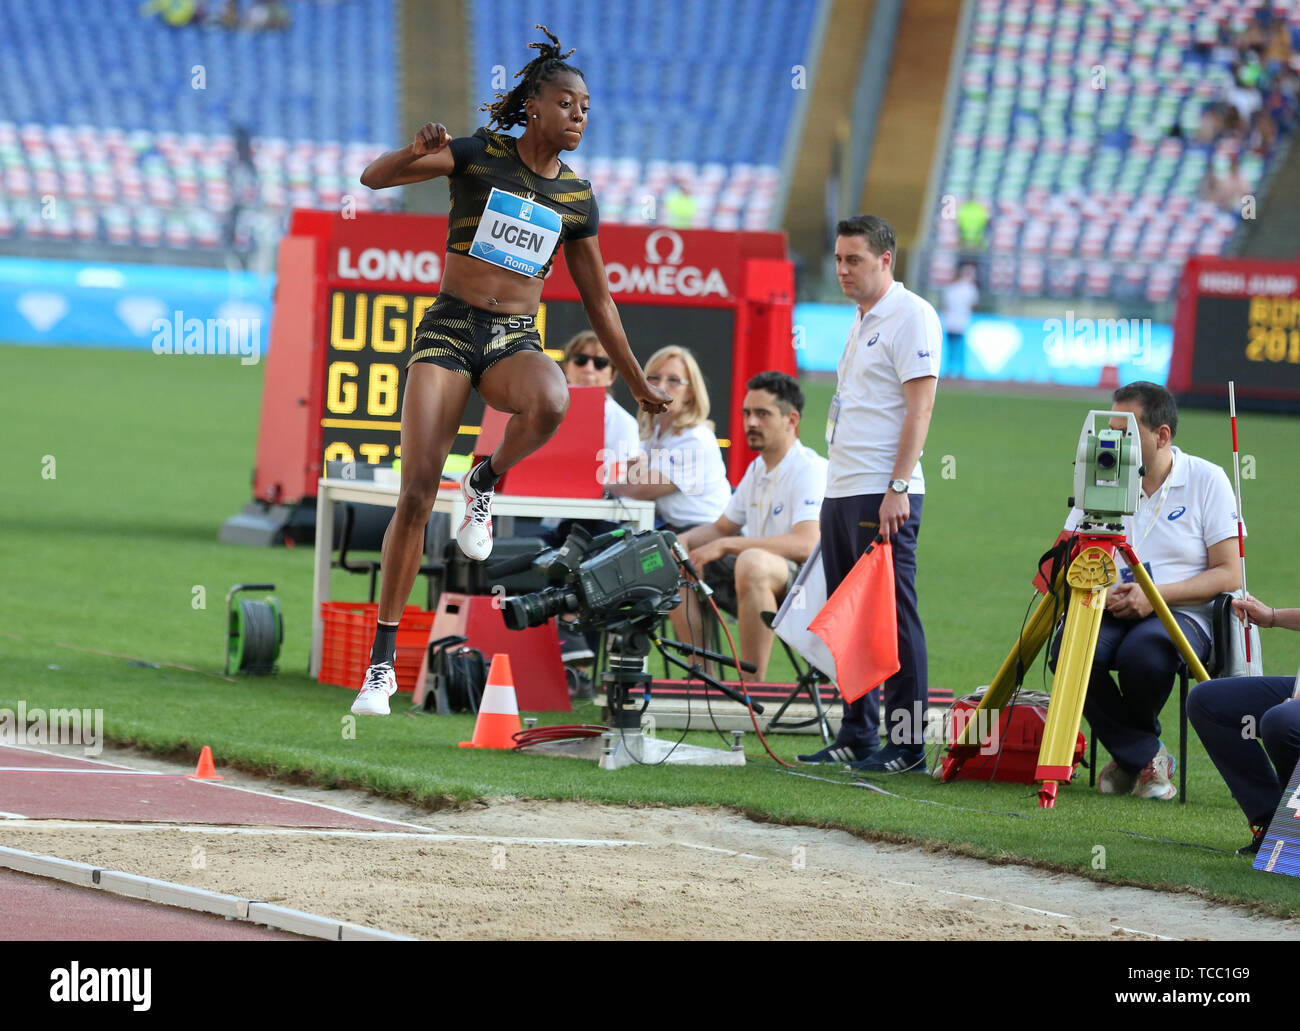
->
[[458, 654, 522, 750], [190, 745, 224, 780]]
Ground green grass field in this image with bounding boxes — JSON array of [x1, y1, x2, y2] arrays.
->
[[3, 344, 1299, 915]]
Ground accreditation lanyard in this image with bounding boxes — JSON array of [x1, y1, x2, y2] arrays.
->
[[1133, 450, 1177, 553], [827, 310, 869, 446]]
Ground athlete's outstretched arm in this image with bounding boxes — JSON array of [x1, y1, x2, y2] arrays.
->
[[564, 235, 672, 415], [361, 122, 456, 189]]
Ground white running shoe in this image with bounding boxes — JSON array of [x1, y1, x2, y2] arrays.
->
[[457, 464, 495, 561], [1131, 744, 1177, 801], [351, 662, 398, 716]]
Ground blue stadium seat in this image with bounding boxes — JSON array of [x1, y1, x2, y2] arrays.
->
[[924, 0, 1294, 302], [467, 0, 816, 230], [0, 0, 400, 253]]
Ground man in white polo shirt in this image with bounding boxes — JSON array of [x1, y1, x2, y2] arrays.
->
[[1053, 381, 1242, 801], [798, 215, 941, 772], [673, 372, 827, 681]]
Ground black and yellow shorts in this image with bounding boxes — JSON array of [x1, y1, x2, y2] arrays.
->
[[407, 292, 544, 386]]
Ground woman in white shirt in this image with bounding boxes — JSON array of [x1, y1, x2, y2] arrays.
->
[[610, 345, 731, 532]]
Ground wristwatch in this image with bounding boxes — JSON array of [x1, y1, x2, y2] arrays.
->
[[888, 479, 909, 495]]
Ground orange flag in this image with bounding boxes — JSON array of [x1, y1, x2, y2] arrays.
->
[[808, 541, 899, 704]]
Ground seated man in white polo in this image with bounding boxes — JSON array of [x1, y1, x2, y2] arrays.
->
[[1051, 380, 1243, 801], [672, 371, 827, 681]]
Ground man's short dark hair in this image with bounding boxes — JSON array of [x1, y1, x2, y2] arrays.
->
[[746, 370, 804, 416], [836, 214, 896, 265], [1114, 380, 1178, 439]]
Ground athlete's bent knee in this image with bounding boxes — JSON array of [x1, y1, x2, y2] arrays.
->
[[529, 385, 570, 433]]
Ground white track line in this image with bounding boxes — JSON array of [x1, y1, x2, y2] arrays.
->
[[0, 746, 135, 770], [0, 744, 435, 832], [183, 779, 438, 832], [676, 841, 763, 859], [0, 811, 27, 819], [882, 877, 1175, 940]]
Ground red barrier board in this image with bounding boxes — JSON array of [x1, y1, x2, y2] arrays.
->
[[476, 385, 606, 498]]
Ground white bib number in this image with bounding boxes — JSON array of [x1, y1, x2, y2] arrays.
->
[[469, 188, 562, 277]]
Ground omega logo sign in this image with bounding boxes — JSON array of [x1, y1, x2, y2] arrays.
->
[[605, 229, 729, 298]]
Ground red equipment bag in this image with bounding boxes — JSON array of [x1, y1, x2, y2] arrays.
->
[[944, 689, 1086, 784]]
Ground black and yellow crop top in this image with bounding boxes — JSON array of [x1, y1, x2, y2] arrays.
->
[[446, 126, 600, 279]]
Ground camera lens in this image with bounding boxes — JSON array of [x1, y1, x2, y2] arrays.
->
[[503, 588, 576, 631], [1097, 452, 1117, 470]]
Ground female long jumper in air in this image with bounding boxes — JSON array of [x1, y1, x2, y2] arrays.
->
[[350, 26, 673, 716]]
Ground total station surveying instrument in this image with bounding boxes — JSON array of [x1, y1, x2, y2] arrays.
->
[[939, 411, 1211, 808]]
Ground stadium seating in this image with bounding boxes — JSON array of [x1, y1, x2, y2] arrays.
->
[[2, 0, 819, 254], [0, 0, 399, 252], [924, 0, 1298, 303], [468, 0, 819, 230]]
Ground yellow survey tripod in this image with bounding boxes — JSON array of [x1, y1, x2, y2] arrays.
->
[[939, 411, 1211, 808]]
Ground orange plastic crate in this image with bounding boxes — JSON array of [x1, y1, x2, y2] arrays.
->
[[395, 608, 437, 689], [319, 602, 434, 694]]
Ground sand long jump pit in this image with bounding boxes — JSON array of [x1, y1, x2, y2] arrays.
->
[[0, 743, 1295, 941]]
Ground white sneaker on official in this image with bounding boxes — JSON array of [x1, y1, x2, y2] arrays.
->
[[351, 662, 398, 716], [457, 464, 495, 561], [1131, 744, 1177, 801], [1097, 758, 1138, 795]]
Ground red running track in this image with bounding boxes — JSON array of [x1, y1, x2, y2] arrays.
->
[[0, 745, 407, 829]]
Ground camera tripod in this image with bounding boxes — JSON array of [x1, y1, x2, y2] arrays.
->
[[939, 529, 1210, 808], [595, 624, 753, 770], [514, 619, 752, 770]]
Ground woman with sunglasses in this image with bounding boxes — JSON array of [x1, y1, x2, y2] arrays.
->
[[610, 345, 731, 535], [349, 28, 671, 717]]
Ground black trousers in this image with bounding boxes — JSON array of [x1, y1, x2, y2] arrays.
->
[[819, 493, 928, 751]]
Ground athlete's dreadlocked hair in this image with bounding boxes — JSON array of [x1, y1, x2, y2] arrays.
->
[[480, 25, 584, 131]]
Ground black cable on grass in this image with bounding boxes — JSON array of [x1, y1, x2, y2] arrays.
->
[[481, 25, 584, 131], [684, 569, 733, 749], [765, 764, 1031, 820], [1116, 830, 1235, 855]]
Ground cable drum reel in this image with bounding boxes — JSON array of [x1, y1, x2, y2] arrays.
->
[[225, 584, 284, 675]]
